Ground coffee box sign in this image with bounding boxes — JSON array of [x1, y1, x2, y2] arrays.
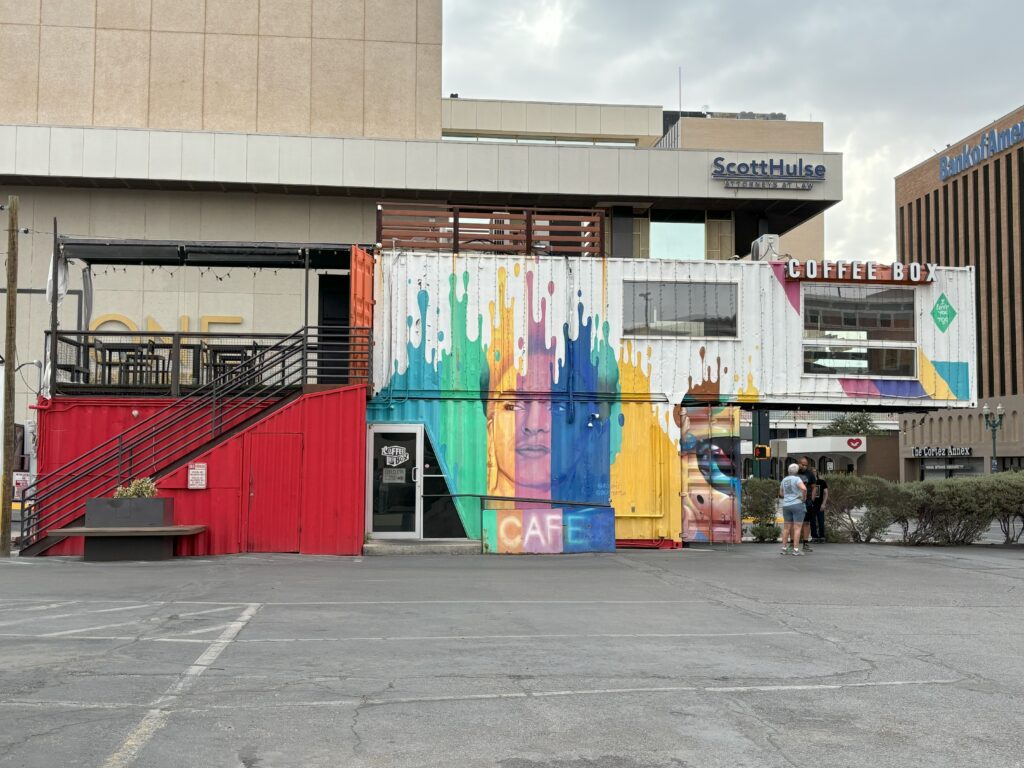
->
[[784, 260, 936, 285], [912, 446, 973, 458]]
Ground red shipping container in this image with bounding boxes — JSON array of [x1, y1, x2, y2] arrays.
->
[[33, 386, 367, 557]]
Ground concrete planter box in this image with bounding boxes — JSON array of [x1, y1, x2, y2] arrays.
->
[[83, 498, 175, 561]]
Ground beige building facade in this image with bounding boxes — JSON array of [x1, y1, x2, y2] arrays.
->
[[0, 0, 442, 139], [896, 105, 1024, 479], [1, 0, 842, 430]]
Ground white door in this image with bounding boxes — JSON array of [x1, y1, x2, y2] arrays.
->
[[366, 425, 423, 539]]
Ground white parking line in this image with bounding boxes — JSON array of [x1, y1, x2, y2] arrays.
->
[[0, 633, 210, 643], [0, 601, 79, 614], [102, 603, 261, 768], [0, 678, 964, 716], [0, 603, 155, 629], [256, 599, 710, 606], [168, 623, 233, 637], [239, 630, 797, 643], [40, 605, 244, 637]]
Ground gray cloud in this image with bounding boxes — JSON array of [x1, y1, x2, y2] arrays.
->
[[442, 0, 1023, 261]]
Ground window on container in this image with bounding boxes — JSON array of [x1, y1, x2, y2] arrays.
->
[[802, 346, 916, 377], [649, 211, 705, 261], [623, 281, 737, 337], [802, 285, 916, 343]]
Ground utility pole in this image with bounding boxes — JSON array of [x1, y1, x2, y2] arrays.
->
[[1, 195, 18, 557]]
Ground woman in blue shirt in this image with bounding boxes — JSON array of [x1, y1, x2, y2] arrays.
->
[[779, 463, 807, 555]]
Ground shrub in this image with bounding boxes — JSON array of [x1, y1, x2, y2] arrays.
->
[[892, 478, 996, 545], [852, 475, 900, 543], [927, 478, 994, 545], [742, 478, 781, 542], [821, 473, 866, 542], [990, 472, 1024, 544], [113, 477, 158, 499]]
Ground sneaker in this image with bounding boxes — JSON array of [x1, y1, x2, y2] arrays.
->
[[780, 546, 791, 555], [791, 549, 802, 556], [803, 543, 813, 552]]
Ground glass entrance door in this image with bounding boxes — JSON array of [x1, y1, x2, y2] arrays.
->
[[367, 425, 422, 538]]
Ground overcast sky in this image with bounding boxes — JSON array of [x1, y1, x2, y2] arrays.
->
[[442, 0, 1023, 262]]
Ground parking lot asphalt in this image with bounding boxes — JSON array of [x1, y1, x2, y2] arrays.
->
[[0, 544, 1021, 768]]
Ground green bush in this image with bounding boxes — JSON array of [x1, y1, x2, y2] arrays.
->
[[929, 478, 994, 544], [892, 481, 938, 544], [113, 477, 158, 499], [749, 473, 1015, 546], [821, 473, 867, 542], [990, 472, 1024, 544], [892, 476, 1004, 545], [741, 478, 781, 542]]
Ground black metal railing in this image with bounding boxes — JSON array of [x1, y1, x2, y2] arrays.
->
[[50, 328, 372, 396], [20, 325, 371, 554]]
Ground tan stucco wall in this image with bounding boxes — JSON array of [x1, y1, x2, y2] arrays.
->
[[778, 213, 825, 261], [0, 0, 442, 139], [677, 117, 823, 154], [441, 98, 664, 147]]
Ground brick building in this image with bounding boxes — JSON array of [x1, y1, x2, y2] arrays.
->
[[896, 105, 1024, 479]]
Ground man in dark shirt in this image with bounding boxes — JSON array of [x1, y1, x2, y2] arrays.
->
[[797, 456, 818, 550], [811, 474, 828, 542]]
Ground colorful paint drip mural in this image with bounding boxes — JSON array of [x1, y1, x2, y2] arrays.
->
[[370, 254, 976, 547]]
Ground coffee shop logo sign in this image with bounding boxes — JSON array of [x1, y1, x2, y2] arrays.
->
[[912, 446, 973, 458], [382, 445, 409, 467]]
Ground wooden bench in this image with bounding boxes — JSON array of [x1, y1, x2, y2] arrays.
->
[[48, 525, 207, 562]]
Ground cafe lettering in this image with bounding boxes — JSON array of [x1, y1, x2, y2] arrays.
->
[[784, 259, 937, 285]]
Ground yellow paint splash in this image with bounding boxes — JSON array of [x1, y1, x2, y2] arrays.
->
[[487, 268, 519, 499], [918, 349, 956, 400], [611, 341, 682, 543], [735, 357, 760, 403]]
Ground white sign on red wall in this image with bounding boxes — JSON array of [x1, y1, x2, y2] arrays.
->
[[187, 462, 207, 490]]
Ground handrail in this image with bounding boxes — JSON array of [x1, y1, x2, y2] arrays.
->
[[21, 340, 306, 544], [20, 325, 373, 552], [50, 326, 372, 395]]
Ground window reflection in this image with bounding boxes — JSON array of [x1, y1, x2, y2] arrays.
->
[[803, 285, 915, 343], [623, 281, 738, 337]]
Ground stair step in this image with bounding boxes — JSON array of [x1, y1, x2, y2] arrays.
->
[[362, 539, 481, 556]]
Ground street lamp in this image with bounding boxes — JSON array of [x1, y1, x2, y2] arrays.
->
[[982, 403, 1005, 473]]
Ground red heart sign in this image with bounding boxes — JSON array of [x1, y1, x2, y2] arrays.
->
[[847, 438, 863, 449]]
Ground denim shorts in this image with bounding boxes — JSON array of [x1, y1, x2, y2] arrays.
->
[[782, 503, 806, 524]]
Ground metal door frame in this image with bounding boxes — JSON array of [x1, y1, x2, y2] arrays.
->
[[366, 423, 423, 539]]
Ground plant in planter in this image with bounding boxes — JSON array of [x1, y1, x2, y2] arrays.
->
[[87, 477, 173, 528], [113, 477, 159, 499], [80, 476, 178, 561]]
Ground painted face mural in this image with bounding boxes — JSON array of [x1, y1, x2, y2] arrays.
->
[[675, 403, 741, 544], [484, 268, 616, 506]]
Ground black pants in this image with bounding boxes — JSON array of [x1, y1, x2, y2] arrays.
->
[[807, 505, 824, 540]]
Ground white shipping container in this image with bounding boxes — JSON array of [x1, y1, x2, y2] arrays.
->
[[374, 253, 976, 410]]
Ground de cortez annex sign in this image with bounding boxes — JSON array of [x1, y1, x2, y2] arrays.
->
[[783, 259, 937, 285], [912, 446, 973, 458]]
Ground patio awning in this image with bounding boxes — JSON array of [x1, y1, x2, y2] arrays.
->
[[57, 238, 366, 270]]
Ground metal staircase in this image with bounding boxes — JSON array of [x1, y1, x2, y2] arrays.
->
[[18, 326, 370, 556]]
